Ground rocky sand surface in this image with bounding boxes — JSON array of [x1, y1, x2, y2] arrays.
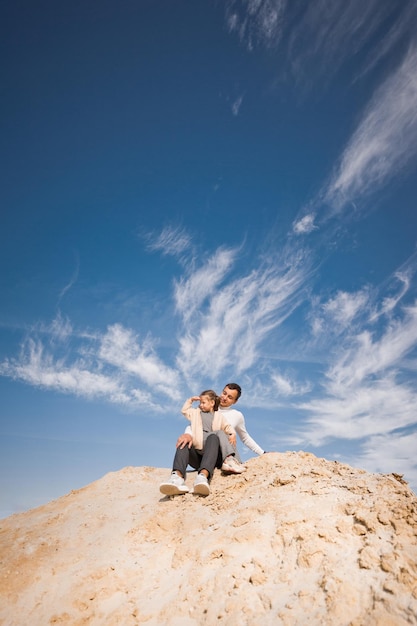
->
[[1, 452, 417, 625]]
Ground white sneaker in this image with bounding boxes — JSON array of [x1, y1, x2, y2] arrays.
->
[[221, 456, 246, 474], [193, 473, 210, 496], [159, 472, 189, 496]]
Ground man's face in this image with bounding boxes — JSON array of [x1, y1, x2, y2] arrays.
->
[[219, 386, 239, 408]]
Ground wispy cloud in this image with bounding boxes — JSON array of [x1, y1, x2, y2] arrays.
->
[[326, 305, 417, 394], [175, 246, 311, 381], [98, 323, 180, 396], [225, 0, 417, 87], [353, 430, 417, 486], [174, 247, 237, 323], [0, 320, 182, 412], [286, 0, 395, 84], [299, 376, 417, 445], [144, 224, 192, 258], [231, 94, 244, 116], [353, 2, 417, 82], [0, 338, 129, 405], [324, 46, 417, 211], [296, 268, 417, 448], [225, 0, 286, 51], [39, 312, 73, 343], [270, 370, 311, 397], [310, 288, 370, 337], [58, 252, 80, 304], [369, 269, 414, 322], [293, 213, 317, 235]]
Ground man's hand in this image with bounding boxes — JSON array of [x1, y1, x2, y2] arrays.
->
[[176, 433, 193, 449], [229, 433, 236, 446]]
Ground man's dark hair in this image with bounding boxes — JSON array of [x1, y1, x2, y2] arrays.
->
[[225, 382, 241, 399]]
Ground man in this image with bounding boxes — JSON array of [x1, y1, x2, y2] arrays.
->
[[159, 383, 264, 497]]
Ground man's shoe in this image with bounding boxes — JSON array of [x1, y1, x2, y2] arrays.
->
[[193, 473, 210, 496], [159, 472, 189, 496], [221, 455, 246, 474]]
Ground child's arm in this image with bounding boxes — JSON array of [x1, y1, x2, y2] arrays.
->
[[181, 396, 200, 420]]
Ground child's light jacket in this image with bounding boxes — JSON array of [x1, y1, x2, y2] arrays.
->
[[181, 400, 235, 451]]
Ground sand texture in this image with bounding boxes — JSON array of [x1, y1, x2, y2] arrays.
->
[[1, 452, 417, 625]]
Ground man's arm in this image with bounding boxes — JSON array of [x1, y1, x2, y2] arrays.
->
[[176, 433, 193, 449], [234, 413, 265, 455]]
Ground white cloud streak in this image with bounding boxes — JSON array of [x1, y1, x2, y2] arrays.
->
[[176, 247, 310, 381], [310, 288, 370, 338], [0, 338, 129, 405], [98, 324, 181, 397], [325, 46, 417, 210], [0, 321, 182, 412], [226, 0, 416, 87], [271, 371, 311, 397], [327, 303, 417, 393], [174, 247, 237, 323], [231, 94, 244, 116], [353, 2, 417, 82], [299, 377, 417, 444], [296, 292, 417, 449], [145, 225, 192, 258], [225, 0, 287, 51], [41, 312, 73, 343], [353, 430, 417, 488], [287, 0, 395, 84], [58, 252, 80, 303], [293, 213, 317, 235]]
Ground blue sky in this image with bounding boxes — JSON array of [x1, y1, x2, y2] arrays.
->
[[1, 0, 417, 518]]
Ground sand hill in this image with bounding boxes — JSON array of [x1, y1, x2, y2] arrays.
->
[[1, 452, 417, 625]]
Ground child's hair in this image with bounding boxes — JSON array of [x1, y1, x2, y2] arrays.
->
[[200, 389, 220, 411]]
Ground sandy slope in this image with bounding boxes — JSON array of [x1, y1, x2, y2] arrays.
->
[[1, 452, 417, 625]]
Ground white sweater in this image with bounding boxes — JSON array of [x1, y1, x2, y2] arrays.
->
[[219, 407, 264, 456]]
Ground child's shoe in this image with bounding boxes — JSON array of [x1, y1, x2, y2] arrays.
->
[[159, 472, 189, 495], [193, 473, 210, 496]]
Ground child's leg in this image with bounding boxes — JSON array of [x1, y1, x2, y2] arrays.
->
[[173, 445, 201, 478], [198, 433, 222, 478]]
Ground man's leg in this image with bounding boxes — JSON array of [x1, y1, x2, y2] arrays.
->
[[215, 430, 246, 474], [215, 430, 235, 461]]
